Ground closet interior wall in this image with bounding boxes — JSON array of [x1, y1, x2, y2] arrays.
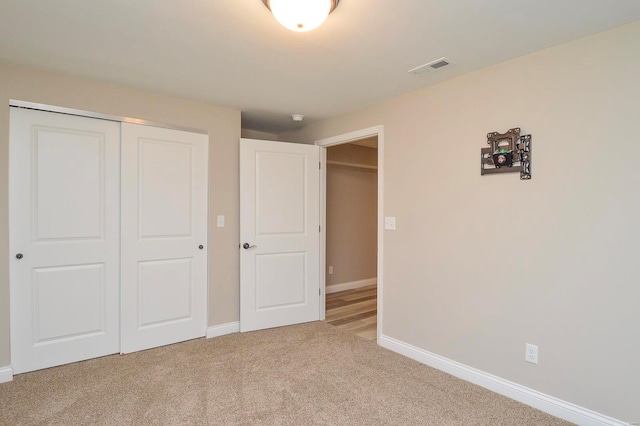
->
[[326, 142, 378, 291]]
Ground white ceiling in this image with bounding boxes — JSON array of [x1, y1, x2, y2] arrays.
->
[[1, 1, 640, 134]]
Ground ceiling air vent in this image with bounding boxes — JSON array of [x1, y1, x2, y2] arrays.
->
[[408, 57, 455, 75]]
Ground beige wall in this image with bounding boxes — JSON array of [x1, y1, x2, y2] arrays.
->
[[326, 144, 377, 287], [280, 21, 640, 421], [0, 62, 241, 368], [240, 128, 278, 141]]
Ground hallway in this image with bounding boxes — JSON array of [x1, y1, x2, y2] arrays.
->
[[324, 285, 377, 341]]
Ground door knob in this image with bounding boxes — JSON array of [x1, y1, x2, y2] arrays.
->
[[15, 253, 23, 259], [198, 245, 204, 250], [242, 243, 257, 250]]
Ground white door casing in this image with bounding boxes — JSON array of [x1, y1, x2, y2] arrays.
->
[[240, 138, 320, 332], [9, 108, 121, 374], [120, 123, 208, 353]]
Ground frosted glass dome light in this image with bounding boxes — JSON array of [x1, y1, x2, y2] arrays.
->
[[263, 0, 339, 32]]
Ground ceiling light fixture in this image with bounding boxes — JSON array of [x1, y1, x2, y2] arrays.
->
[[262, 0, 340, 32]]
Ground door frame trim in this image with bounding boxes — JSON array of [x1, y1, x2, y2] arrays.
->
[[315, 125, 384, 342]]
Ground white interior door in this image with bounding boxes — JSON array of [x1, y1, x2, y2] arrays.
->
[[120, 123, 208, 353], [240, 138, 320, 332], [9, 108, 120, 374]]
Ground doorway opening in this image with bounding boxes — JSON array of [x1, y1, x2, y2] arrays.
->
[[316, 126, 384, 342]]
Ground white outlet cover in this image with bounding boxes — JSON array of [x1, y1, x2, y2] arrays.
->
[[385, 217, 396, 230], [217, 215, 225, 227], [525, 343, 539, 364]]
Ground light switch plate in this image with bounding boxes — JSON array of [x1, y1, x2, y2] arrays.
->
[[385, 217, 396, 230], [217, 215, 225, 228]]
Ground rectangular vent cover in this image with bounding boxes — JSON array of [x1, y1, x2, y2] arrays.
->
[[408, 57, 455, 75]]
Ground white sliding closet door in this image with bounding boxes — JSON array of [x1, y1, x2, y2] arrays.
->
[[10, 108, 121, 374], [120, 123, 208, 354]]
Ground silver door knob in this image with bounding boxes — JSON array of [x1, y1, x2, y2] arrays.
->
[[242, 243, 257, 250]]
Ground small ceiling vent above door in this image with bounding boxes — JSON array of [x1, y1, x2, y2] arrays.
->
[[408, 57, 455, 75]]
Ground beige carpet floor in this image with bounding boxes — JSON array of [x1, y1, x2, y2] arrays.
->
[[0, 322, 571, 425]]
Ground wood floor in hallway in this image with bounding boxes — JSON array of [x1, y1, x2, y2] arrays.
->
[[324, 285, 377, 341]]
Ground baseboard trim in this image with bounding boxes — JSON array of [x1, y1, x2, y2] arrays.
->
[[378, 335, 627, 426], [0, 366, 13, 383], [326, 277, 377, 294], [206, 321, 240, 339]]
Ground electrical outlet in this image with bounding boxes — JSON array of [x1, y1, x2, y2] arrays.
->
[[216, 215, 225, 227], [328, 266, 334, 275], [525, 343, 538, 364]]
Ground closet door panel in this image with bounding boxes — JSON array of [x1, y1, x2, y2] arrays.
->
[[10, 108, 120, 374], [120, 123, 208, 354]]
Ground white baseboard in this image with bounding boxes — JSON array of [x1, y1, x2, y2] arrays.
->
[[378, 334, 628, 426], [206, 321, 240, 339], [326, 277, 377, 294], [0, 366, 13, 383]]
